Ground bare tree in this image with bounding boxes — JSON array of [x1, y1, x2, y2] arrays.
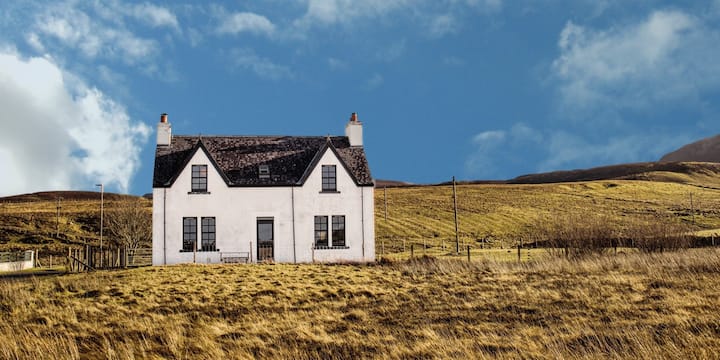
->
[[106, 199, 151, 251]]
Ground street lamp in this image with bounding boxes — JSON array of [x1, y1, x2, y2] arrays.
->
[[95, 183, 104, 266]]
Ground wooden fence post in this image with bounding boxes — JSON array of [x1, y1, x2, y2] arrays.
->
[[517, 244, 521, 263], [410, 244, 414, 258], [467, 245, 470, 262]]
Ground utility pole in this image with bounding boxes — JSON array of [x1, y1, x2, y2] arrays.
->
[[384, 186, 388, 221], [96, 184, 104, 266], [453, 176, 459, 254], [56, 197, 63, 238]]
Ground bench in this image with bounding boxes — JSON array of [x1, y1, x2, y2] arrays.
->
[[221, 252, 250, 264]]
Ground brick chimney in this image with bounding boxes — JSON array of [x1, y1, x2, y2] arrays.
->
[[345, 112, 363, 147], [157, 113, 172, 146]]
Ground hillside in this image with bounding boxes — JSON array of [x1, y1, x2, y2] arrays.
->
[[377, 179, 720, 251], [661, 134, 720, 163], [3, 171, 720, 256], [0, 192, 150, 255]]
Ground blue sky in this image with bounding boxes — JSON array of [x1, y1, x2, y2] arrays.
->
[[1, 0, 720, 196]]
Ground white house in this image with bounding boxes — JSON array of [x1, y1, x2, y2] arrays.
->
[[151, 113, 375, 265]]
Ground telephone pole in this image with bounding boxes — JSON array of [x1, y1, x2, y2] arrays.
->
[[453, 176, 459, 254]]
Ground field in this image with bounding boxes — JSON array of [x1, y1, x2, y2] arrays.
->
[[377, 179, 720, 253], [3, 177, 720, 258], [2, 167, 720, 358], [1, 249, 720, 359]]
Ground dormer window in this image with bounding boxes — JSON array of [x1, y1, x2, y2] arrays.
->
[[191, 165, 208, 192], [259, 165, 270, 179], [321, 165, 336, 192]]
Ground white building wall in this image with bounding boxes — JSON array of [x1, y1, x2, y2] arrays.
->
[[152, 146, 375, 265]]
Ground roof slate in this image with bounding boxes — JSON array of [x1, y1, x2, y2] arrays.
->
[[153, 135, 373, 187]]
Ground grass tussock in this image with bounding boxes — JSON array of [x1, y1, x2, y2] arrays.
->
[[2, 249, 720, 359]]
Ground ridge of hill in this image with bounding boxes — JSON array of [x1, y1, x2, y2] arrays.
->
[[0, 191, 140, 202], [660, 134, 720, 163], [505, 161, 720, 187]]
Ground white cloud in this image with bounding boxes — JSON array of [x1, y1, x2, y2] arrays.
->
[[428, 14, 459, 38], [0, 50, 150, 196], [230, 48, 293, 80], [25, 32, 44, 52], [466, 123, 693, 178], [472, 130, 505, 143], [297, 0, 409, 27], [552, 10, 720, 112], [129, 3, 180, 30], [35, 4, 158, 64], [217, 11, 275, 36]]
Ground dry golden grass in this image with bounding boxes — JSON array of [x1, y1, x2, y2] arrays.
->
[[1, 249, 720, 359], [377, 180, 720, 253]]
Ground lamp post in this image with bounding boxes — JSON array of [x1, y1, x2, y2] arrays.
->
[[95, 184, 104, 266], [56, 196, 63, 238]]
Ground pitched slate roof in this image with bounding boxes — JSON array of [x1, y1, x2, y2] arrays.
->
[[153, 135, 373, 187]]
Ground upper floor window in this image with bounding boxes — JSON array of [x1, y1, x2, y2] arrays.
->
[[192, 165, 208, 192], [321, 165, 336, 192], [182, 217, 197, 252], [201, 217, 216, 252]]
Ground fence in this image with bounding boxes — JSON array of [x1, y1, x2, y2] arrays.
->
[[67, 246, 152, 272], [0, 250, 34, 272]]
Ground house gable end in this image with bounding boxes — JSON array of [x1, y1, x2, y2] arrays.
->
[[297, 140, 365, 187], [158, 140, 231, 188]]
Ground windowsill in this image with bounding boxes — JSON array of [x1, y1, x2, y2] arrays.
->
[[319, 190, 340, 194], [179, 249, 220, 253], [314, 246, 349, 250], [188, 191, 211, 195]]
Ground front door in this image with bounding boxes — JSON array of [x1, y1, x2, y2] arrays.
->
[[257, 218, 274, 261]]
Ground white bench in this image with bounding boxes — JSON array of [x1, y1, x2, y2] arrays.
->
[[221, 252, 250, 264]]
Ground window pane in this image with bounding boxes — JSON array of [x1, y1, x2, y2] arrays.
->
[[321, 165, 336, 191], [201, 217, 215, 251], [183, 217, 197, 251], [192, 165, 208, 192], [257, 220, 273, 242], [314, 216, 328, 247], [332, 215, 345, 247]]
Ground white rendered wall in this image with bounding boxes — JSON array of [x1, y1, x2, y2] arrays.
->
[[152, 146, 375, 265]]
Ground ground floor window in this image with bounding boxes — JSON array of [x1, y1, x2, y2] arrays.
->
[[182, 217, 196, 252], [314, 216, 328, 247], [332, 215, 345, 247], [201, 217, 216, 251], [315, 214, 347, 249], [182, 216, 216, 252]]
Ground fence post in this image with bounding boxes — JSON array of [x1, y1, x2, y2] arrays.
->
[[517, 244, 521, 263], [410, 244, 414, 258], [467, 245, 470, 262]]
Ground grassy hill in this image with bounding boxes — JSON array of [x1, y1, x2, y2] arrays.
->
[[2, 162, 720, 256], [0, 191, 150, 256]]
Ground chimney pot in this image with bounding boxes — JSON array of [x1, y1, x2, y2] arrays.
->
[[160, 113, 168, 123], [350, 112, 358, 122]]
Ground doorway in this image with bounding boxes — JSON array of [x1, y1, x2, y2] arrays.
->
[[257, 218, 274, 261]]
